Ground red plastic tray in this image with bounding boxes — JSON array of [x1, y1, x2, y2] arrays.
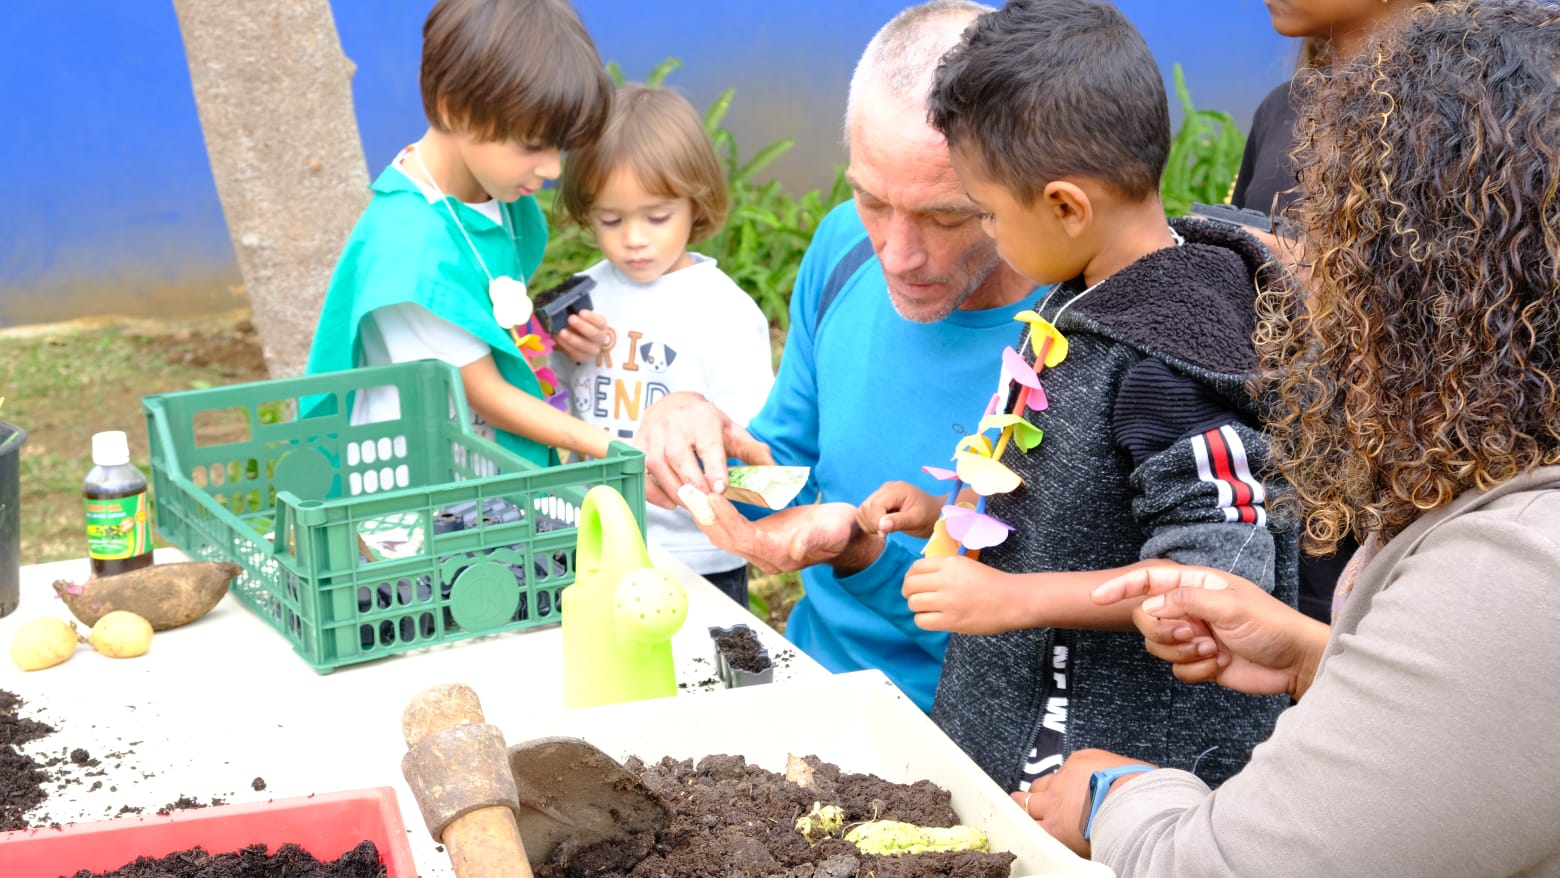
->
[[0, 787, 417, 878]]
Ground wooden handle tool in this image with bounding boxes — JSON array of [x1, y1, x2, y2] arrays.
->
[[401, 683, 533, 878]]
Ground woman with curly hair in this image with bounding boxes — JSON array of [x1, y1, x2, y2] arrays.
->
[[1019, 1, 1560, 874], [1234, 0, 1446, 624]]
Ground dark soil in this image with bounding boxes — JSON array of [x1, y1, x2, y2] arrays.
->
[[713, 625, 772, 673], [0, 690, 56, 831], [534, 754, 1015, 878], [66, 840, 385, 878]]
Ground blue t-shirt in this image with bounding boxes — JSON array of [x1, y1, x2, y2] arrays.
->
[[748, 201, 1035, 711]]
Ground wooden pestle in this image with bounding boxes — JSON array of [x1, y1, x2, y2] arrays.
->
[[402, 683, 534, 878]]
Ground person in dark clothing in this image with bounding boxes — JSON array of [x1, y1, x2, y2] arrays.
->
[[1231, 0, 1439, 622], [860, 0, 1297, 799]]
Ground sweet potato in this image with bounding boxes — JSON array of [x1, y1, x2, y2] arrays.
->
[[52, 561, 239, 631]]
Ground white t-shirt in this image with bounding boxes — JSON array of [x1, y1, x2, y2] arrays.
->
[[351, 151, 505, 448], [551, 255, 774, 573]]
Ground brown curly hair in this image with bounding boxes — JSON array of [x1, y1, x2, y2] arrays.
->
[[1256, 0, 1560, 554]]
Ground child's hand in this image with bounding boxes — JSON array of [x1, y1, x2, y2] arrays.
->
[[902, 555, 1024, 635], [554, 309, 609, 364], [858, 481, 942, 538]]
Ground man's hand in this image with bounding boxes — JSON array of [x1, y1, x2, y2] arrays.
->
[[552, 309, 609, 364], [678, 488, 879, 576], [635, 392, 774, 509], [1020, 749, 1153, 857], [857, 481, 943, 538], [1092, 565, 1329, 700], [901, 555, 1024, 635]]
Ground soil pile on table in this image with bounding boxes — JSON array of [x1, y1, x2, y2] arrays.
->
[[65, 840, 385, 878], [534, 754, 1015, 878]]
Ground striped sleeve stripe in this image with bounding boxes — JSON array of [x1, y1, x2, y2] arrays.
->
[[1191, 426, 1267, 526]]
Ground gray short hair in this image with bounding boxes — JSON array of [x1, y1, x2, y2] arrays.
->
[[844, 0, 993, 140]]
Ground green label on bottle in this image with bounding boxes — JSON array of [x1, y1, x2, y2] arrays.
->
[[84, 493, 150, 560]]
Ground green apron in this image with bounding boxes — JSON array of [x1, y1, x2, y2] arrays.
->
[[306, 166, 554, 467]]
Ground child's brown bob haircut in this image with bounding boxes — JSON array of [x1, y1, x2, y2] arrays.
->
[[558, 84, 729, 244], [421, 0, 611, 150]]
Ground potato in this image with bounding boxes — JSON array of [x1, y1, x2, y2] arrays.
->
[[10, 617, 81, 671], [52, 561, 239, 631], [90, 610, 154, 658]]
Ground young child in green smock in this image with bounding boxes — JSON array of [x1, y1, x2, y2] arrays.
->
[[306, 0, 615, 468]]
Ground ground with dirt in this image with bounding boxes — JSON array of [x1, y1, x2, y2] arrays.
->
[[535, 754, 1015, 878], [2, 315, 269, 565]]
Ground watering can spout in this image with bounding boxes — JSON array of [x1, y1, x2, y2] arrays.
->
[[562, 485, 687, 708]]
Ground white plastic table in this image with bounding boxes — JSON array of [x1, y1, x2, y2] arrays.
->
[[0, 546, 824, 876]]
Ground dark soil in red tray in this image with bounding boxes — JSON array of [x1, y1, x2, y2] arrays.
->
[[534, 754, 1015, 878], [712, 626, 771, 673], [65, 841, 385, 878]]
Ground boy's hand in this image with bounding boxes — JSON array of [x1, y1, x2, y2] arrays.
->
[[553, 309, 609, 364], [902, 555, 1024, 635], [857, 481, 942, 538]]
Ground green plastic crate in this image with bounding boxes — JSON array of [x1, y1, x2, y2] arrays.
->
[[142, 360, 645, 673]]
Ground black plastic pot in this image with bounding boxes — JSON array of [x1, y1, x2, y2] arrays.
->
[[0, 422, 27, 618], [708, 624, 774, 688]]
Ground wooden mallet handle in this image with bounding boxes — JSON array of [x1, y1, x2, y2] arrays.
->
[[402, 683, 533, 878]]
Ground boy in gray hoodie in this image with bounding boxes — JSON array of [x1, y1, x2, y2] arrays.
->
[[861, 0, 1297, 794]]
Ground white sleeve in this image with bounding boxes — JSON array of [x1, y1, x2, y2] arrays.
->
[[698, 274, 775, 428], [360, 302, 490, 368]]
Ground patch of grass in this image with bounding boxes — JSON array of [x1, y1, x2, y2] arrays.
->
[[0, 317, 269, 565]]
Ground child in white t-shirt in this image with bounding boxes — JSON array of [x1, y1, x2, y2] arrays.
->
[[553, 83, 774, 605]]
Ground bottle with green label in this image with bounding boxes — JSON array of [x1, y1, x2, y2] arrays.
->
[[82, 430, 153, 577]]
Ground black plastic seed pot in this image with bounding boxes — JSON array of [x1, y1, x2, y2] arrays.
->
[[0, 422, 27, 618], [708, 624, 774, 688]]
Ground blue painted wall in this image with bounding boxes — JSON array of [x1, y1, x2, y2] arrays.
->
[[0, 1, 1293, 328]]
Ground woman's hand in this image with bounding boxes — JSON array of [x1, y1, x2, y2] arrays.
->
[[1020, 749, 1153, 857], [1093, 565, 1329, 700]]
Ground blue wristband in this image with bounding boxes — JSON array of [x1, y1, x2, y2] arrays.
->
[[1081, 764, 1155, 841]]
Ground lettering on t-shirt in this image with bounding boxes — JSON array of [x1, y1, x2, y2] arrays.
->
[[574, 322, 675, 434]]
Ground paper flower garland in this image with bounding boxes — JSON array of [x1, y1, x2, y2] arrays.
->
[[920, 313, 1068, 557]]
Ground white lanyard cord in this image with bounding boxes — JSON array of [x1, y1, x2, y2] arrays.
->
[[1044, 225, 1185, 328], [410, 144, 500, 283]]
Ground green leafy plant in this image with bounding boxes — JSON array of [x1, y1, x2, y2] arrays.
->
[[531, 58, 850, 329], [1160, 63, 1248, 216]]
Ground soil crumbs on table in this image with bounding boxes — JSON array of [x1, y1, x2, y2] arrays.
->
[[1, 689, 252, 830], [66, 841, 385, 878], [1, 689, 55, 831], [535, 754, 1015, 878]]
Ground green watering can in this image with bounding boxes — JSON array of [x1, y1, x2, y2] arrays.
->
[[562, 484, 688, 708]]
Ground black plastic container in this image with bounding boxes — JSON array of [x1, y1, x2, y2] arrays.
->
[[0, 422, 28, 618]]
